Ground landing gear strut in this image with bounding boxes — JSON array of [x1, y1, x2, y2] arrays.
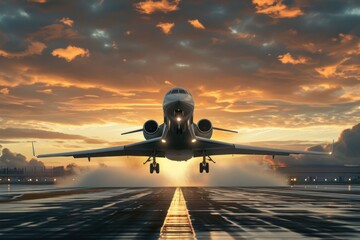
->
[[144, 154, 159, 174], [199, 153, 215, 173]]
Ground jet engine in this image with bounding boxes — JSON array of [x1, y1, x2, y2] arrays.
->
[[195, 119, 213, 139], [143, 120, 163, 139]]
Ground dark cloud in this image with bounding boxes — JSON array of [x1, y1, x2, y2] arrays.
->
[[0, 147, 45, 168], [30, 23, 83, 41], [336, 123, 360, 159], [0, 0, 358, 138], [267, 123, 360, 166]]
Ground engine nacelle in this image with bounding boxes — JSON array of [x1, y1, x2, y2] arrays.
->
[[143, 120, 163, 140], [195, 119, 213, 139]]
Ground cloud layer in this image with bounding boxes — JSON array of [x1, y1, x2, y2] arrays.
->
[[266, 123, 360, 166], [0, 146, 44, 168], [0, 0, 358, 167]]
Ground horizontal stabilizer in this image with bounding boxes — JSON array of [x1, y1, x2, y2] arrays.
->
[[121, 128, 143, 135], [213, 127, 238, 133]]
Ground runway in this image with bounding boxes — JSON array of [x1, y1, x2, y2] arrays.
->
[[1, 186, 360, 239]]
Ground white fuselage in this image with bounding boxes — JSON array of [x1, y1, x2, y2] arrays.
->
[[161, 88, 196, 160]]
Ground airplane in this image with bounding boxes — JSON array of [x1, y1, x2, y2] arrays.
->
[[37, 87, 331, 174]]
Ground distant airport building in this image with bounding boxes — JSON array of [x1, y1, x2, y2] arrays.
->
[[1, 165, 360, 185], [276, 165, 360, 184], [0, 166, 72, 184]]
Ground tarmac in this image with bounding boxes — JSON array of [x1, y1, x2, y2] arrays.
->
[[1, 185, 360, 239]]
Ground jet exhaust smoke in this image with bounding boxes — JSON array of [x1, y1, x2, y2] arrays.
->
[[62, 159, 286, 187]]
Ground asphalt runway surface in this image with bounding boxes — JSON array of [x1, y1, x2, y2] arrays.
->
[[1, 185, 360, 239]]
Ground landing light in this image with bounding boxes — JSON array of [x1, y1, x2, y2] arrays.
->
[[176, 117, 181, 122], [161, 139, 166, 143], [191, 139, 196, 143]]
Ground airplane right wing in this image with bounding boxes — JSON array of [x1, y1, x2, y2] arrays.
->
[[37, 137, 164, 159], [193, 137, 331, 157]]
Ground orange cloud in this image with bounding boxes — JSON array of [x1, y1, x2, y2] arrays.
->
[[347, 43, 360, 55], [316, 65, 337, 78], [315, 58, 350, 78], [0, 41, 46, 58], [59, 17, 74, 27], [0, 88, 9, 95], [188, 19, 205, 29], [252, 0, 303, 18], [278, 52, 308, 64], [28, 0, 47, 3], [339, 33, 353, 43], [156, 22, 175, 34], [135, 0, 180, 14], [51, 45, 90, 62], [164, 80, 174, 86], [235, 32, 256, 39]]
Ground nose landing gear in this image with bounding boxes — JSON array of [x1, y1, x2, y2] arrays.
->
[[200, 153, 215, 173], [144, 153, 159, 174]]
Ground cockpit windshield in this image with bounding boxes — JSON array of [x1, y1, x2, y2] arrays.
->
[[166, 88, 189, 95]]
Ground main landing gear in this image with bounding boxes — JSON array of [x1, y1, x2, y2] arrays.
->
[[200, 154, 215, 173], [144, 154, 159, 174]]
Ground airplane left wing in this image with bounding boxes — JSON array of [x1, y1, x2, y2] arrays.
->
[[193, 137, 331, 157], [37, 137, 164, 159]]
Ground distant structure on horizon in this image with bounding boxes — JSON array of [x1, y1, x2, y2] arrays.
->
[[0, 166, 74, 184], [1, 165, 360, 185], [276, 165, 360, 184]]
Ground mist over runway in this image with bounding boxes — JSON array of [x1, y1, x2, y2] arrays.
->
[[1, 185, 360, 239]]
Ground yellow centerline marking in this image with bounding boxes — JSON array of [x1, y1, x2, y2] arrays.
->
[[159, 187, 196, 239]]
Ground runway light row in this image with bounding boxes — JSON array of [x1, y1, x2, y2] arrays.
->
[[0, 178, 58, 182], [290, 177, 354, 183]]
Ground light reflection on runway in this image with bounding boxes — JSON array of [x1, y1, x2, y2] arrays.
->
[[0, 185, 359, 239]]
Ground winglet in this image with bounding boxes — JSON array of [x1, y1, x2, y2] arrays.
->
[[30, 141, 36, 157], [330, 139, 335, 156]]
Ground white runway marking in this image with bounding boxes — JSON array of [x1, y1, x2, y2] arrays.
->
[[160, 187, 196, 239]]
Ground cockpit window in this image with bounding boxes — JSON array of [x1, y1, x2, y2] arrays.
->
[[166, 88, 189, 95]]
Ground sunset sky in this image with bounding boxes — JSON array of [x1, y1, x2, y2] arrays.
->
[[0, 0, 359, 172]]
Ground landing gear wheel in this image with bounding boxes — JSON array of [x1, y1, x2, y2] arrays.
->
[[150, 164, 154, 174], [205, 162, 209, 173], [155, 163, 160, 174], [199, 163, 204, 173]]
